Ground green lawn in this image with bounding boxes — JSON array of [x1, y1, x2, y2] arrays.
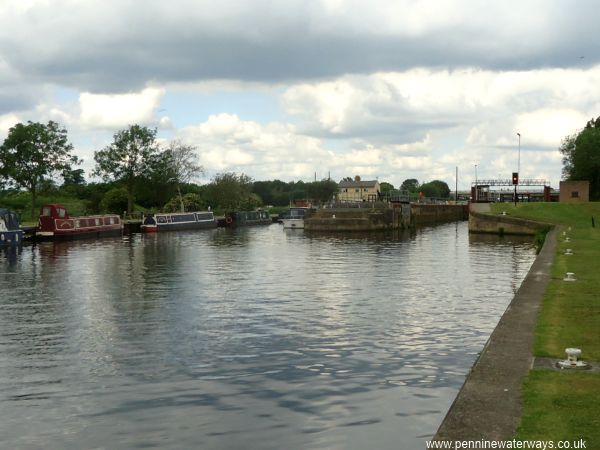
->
[[515, 371, 600, 444], [490, 202, 600, 446], [491, 202, 600, 359]]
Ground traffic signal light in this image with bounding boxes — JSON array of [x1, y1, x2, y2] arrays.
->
[[512, 172, 519, 185]]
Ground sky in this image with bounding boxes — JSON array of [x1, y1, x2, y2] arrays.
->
[[1, 0, 600, 190]]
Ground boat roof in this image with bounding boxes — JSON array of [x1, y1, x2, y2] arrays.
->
[[155, 211, 212, 216], [0, 208, 21, 229]]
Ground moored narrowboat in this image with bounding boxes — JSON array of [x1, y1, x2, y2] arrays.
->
[[0, 208, 24, 245], [141, 211, 217, 232], [37, 204, 123, 240], [280, 207, 312, 229], [223, 210, 271, 227]]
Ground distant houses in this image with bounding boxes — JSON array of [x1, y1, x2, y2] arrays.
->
[[338, 176, 380, 202]]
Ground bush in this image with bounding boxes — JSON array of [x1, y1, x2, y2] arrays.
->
[[100, 187, 129, 214], [163, 193, 206, 212]]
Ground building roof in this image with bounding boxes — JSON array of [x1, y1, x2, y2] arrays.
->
[[339, 180, 379, 188]]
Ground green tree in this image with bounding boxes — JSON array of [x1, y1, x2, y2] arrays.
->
[[252, 179, 292, 206], [206, 172, 255, 211], [162, 140, 204, 212], [400, 178, 420, 193], [100, 187, 129, 214], [560, 117, 600, 200], [306, 179, 338, 205], [62, 168, 85, 186], [61, 168, 86, 197], [0, 121, 80, 218], [240, 192, 263, 211], [380, 182, 395, 193], [420, 180, 451, 199], [164, 193, 206, 212], [93, 125, 160, 214]]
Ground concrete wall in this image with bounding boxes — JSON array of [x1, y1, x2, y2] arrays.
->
[[411, 204, 469, 225], [304, 207, 402, 231], [559, 180, 589, 203], [304, 204, 466, 232], [468, 210, 549, 235]]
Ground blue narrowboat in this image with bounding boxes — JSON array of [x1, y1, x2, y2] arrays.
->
[[0, 208, 24, 245], [141, 211, 217, 232]]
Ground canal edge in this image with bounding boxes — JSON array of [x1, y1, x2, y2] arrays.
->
[[432, 226, 558, 443]]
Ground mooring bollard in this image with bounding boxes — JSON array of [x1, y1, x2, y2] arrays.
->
[[557, 348, 590, 369], [563, 272, 576, 281]]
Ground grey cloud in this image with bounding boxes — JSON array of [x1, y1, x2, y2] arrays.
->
[[1, 0, 599, 93]]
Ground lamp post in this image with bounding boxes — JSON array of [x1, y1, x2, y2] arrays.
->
[[515, 133, 521, 205], [517, 132, 521, 175], [455, 166, 458, 202], [474, 164, 478, 202]]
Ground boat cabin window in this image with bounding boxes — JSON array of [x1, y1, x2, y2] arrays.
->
[[173, 213, 195, 223], [196, 212, 214, 221], [57, 208, 67, 218], [42, 206, 52, 216]]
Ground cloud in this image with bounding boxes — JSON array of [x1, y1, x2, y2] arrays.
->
[[0, 113, 21, 135], [2, 1, 599, 190], [178, 113, 334, 180], [175, 113, 449, 186], [1, 0, 598, 93], [79, 88, 165, 129], [283, 67, 600, 150]]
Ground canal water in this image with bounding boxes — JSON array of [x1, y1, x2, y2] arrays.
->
[[0, 222, 536, 449]]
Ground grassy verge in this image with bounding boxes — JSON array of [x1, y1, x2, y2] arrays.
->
[[516, 371, 600, 442], [491, 202, 600, 446], [5, 195, 89, 226]]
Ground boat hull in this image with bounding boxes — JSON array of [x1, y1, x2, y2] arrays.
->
[[0, 230, 24, 245], [36, 226, 124, 241], [141, 221, 217, 232], [281, 219, 305, 229]]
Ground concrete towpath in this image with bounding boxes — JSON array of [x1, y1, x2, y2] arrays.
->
[[433, 225, 557, 443]]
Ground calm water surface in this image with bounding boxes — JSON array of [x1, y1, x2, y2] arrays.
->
[[0, 222, 536, 449]]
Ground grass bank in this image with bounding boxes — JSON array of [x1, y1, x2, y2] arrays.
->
[[491, 202, 600, 445]]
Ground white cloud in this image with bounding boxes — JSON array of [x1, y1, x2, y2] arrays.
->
[[0, 113, 20, 135], [283, 67, 600, 145], [79, 87, 164, 129], [515, 109, 587, 147], [178, 113, 335, 181], [278, 66, 600, 187]]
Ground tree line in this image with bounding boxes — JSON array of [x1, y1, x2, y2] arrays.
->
[[0, 121, 339, 219]]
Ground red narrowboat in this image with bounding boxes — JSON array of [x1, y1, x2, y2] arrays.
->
[[37, 204, 123, 240]]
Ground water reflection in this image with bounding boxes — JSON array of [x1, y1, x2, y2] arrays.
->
[[0, 223, 536, 449]]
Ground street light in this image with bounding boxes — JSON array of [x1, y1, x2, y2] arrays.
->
[[474, 164, 478, 202], [517, 132, 521, 175], [515, 133, 521, 205]]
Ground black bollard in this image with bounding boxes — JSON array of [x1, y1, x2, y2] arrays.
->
[[592, 216, 595, 228]]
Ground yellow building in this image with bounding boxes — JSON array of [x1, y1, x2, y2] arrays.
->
[[338, 177, 381, 202]]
